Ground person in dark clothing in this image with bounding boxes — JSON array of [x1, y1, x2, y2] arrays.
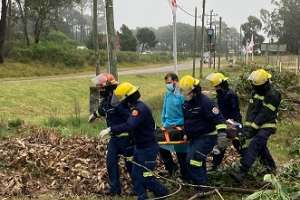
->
[[89, 73, 133, 196], [206, 72, 243, 169], [100, 82, 168, 200], [230, 69, 281, 183], [179, 75, 227, 187]]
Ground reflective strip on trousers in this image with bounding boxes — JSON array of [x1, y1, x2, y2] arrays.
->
[[190, 159, 202, 167], [117, 133, 129, 137]]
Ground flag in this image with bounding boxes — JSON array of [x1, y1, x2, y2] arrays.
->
[[169, 0, 177, 12], [247, 34, 254, 53]]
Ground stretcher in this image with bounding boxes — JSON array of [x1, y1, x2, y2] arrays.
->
[[156, 126, 189, 153]]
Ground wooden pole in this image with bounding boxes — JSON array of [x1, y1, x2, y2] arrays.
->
[[192, 7, 198, 77], [106, 0, 118, 78], [218, 17, 222, 70], [93, 0, 100, 75], [200, 0, 206, 78]]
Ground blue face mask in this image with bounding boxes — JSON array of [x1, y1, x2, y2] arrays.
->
[[166, 83, 175, 92]]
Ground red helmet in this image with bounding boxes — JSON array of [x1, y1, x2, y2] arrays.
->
[[92, 73, 118, 88]]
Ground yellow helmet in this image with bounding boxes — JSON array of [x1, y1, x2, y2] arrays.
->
[[114, 82, 139, 102], [179, 75, 200, 94], [206, 72, 229, 87], [248, 69, 272, 86]]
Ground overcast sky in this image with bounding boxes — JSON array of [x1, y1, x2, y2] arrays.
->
[[114, 0, 274, 30]]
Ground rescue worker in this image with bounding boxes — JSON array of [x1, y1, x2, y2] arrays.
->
[[230, 69, 281, 182], [179, 75, 227, 186], [88, 73, 133, 196], [160, 73, 188, 180], [99, 82, 168, 200], [206, 72, 242, 169]]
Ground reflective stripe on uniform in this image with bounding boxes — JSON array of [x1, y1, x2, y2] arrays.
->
[[254, 94, 264, 100], [143, 171, 153, 177], [251, 122, 260, 129], [244, 121, 252, 127], [190, 159, 202, 167], [125, 156, 133, 161], [249, 99, 254, 103], [261, 123, 276, 128], [263, 102, 276, 111], [116, 133, 129, 137], [207, 131, 218, 136], [216, 124, 227, 130]]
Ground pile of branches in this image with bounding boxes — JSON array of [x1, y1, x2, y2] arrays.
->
[[0, 125, 240, 198], [0, 125, 131, 197]]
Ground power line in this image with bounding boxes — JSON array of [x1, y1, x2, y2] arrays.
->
[[177, 4, 201, 19]]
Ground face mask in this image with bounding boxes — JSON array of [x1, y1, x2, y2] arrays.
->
[[166, 83, 174, 92]]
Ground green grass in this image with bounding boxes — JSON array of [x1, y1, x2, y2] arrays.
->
[[0, 66, 299, 200]]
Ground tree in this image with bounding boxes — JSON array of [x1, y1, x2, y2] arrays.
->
[[136, 28, 157, 52], [260, 8, 282, 42], [15, 0, 30, 46], [241, 16, 265, 48], [272, 0, 300, 52], [119, 24, 137, 51], [0, 0, 8, 63]]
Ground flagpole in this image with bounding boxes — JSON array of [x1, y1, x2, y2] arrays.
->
[[173, 10, 178, 74]]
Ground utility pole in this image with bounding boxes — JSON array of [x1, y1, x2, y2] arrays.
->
[[192, 7, 198, 78], [106, 0, 118, 78], [208, 10, 213, 68], [93, 0, 100, 75], [218, 17, 222, 70], [200, 0, 206, 78], [239, 25, 242, 63], [213, 23, 217, 69]]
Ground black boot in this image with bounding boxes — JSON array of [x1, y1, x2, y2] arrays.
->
[[230, 170, 247, 183]]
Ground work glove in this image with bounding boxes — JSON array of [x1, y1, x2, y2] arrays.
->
[[99, 127, 111, 140], [242, 127, 256, 139], [213, 132, 230, 155], [88, 112, 97, 123]]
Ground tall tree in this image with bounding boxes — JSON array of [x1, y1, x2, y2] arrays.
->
[[15, 0, 30, 46], [0, 0, 8, 63], [241, 16, 265, 48], [136, 28, 156, 52], [119, 24, 137, 51], [272, 0, 300, 52]]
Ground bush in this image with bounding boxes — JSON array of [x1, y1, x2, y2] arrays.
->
[[8, 118, 24, 128]]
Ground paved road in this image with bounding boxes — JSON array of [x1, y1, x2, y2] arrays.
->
[[1, 61, 203, 83]]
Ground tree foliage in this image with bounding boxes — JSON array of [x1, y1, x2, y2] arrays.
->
[[119, 24, 137, 51], [136, 28, 157, 51], [241, 16, 265, 48]]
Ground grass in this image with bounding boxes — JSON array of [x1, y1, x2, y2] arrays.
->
[[0, 66, 299, 200], [0, 59, 191, 79]]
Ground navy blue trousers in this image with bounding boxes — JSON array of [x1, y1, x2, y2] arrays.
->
[[106, 136, 133, 194], [132, 144, 168, 200], [240, 129, 276, 172], [186, 135, 217, 185], [159, 148, 188, 179]]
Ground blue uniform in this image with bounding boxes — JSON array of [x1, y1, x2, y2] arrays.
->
[[183, 93, 226, 185], [161, 89, 185, 127], [216, 88, 242, 122], [111, 101, 168, 200], [213, 88, 242, 168], [97, 97, 133, 195], [160, 89, 188, 179]]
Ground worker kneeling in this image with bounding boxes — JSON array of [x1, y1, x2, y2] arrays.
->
[[179, 75, 227, 187], [100, 82, 168, 200]]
